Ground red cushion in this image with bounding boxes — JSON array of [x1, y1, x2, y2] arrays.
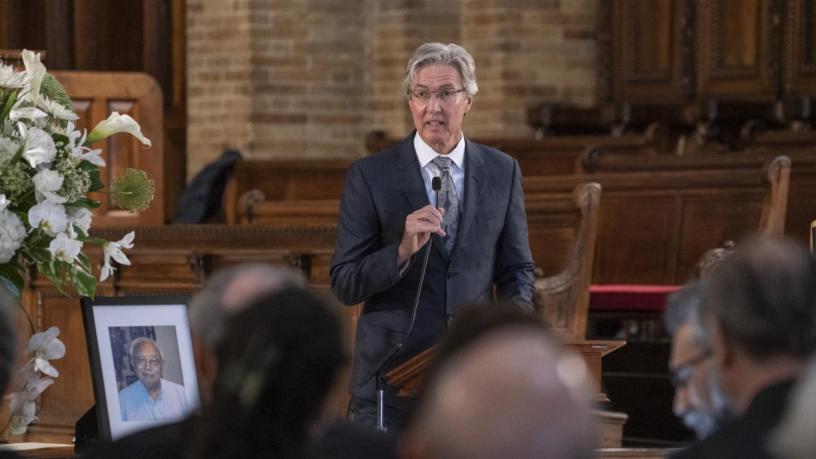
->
[[589, 284, 682, 312]]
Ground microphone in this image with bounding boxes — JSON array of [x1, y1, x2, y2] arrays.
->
[[370, 176, 442, 431]]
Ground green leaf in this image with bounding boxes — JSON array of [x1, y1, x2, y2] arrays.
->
[[0, 263, 24, 298], [38, 260, 67, 296], [88, 169, 103, 192], [73, 265, 96, 299], [73, 197, 101, 209], [0, 90, 17, 128], [75, 253, 92, 273]]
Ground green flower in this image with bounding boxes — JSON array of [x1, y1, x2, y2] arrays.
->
[[40, 74, 72, 110], [110, 169, 155, 212], [0, 161, 34, 204]]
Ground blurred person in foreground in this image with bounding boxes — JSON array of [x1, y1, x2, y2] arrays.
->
[[182, 287, 346, 459], [664, 282, 731, 440], [0, 286, 21, 459], [769, 355, 816, 459], [400, 302, 595, 459], [671, 237, 816, 459]]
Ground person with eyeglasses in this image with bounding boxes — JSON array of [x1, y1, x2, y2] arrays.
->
[[118, 336, 190, 422], [670, 237, 816, 459], [331, 42, 535, 431], [665, 283, 731, 440]]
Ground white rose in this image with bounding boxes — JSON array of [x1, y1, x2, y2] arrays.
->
[[32, 169, 66, 203]]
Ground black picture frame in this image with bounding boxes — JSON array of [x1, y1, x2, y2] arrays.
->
[[81, 296, 200, 441]]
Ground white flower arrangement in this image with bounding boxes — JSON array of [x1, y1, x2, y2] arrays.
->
[[0, 50, 155, 297], [0, 50, 155, 437]]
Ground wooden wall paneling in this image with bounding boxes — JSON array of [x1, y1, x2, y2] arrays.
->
[[783, 0, 816, 97], [594, 196, 678, 284], [72, 0, 143, 71], [612, 0, 692, 104], [52, 71, 165, 226], [696, 0, 781, 101], [675, 193, 765, 279], [43, 0, 74, 69]]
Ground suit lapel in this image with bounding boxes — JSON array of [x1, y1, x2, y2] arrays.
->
[[450, 139, 484, 260], [397, 134, 449, 260]]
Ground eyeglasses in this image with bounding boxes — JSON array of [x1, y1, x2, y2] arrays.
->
[[134, 357, 163, 368], [410, 87, 466, 105], [669, 349, 712, 389]]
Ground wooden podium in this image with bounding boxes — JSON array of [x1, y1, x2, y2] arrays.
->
[[385, 339, 626, 401]]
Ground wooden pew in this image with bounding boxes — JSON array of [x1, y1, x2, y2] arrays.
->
[[223, 159, 350, 223], [236, 182, 602, 339], [525, 156, 791, 284]]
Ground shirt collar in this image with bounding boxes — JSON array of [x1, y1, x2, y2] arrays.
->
[[414, 132, 466, 170]]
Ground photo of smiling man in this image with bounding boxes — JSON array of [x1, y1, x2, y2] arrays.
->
[[116, 333, 189, 422]]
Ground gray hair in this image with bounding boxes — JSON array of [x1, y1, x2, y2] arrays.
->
[[0, 286, 17, 397], [188, 263, 306, 347], [694, 236, 816, 360], [129, 337, 163, 362], [664, 281, 702, 336], [403, 42, 478, 100]]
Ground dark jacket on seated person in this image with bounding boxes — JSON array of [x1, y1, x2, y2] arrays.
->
[[671, 379, 795, 459]]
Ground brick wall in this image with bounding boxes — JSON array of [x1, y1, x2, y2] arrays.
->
[[187, 0, 599, 178]]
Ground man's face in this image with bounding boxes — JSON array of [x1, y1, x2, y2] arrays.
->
[[669, 322, 723, 438], [408, 63, 472, 154], [133, 341, 163, 391]]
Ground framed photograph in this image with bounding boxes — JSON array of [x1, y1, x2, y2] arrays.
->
[[81, 296, 200, 441]]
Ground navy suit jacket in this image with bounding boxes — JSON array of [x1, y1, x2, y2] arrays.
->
[[330, 132, 535, 402]]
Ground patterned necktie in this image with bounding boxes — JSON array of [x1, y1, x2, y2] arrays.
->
[[432, 156, 460, 254]]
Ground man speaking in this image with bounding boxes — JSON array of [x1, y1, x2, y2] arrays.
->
[[331, 42, 535, 431]]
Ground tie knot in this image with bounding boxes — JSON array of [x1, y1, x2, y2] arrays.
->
[[432, 156, 452, 172]]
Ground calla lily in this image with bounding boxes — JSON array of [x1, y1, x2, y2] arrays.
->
[[99, 231, 135, 281], [28, 200, 68, 236], [22, 126, 57, 168], [32, 169, 66, 203], [86, 112, 151, 147], [21, 49, 46, 105], [48, 232, 83, 264]]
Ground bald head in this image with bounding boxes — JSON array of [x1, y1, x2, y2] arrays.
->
[[405, 328, 595, 459], [189, 264, 306, 347]]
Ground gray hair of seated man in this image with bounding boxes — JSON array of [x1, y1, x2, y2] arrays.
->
[[403, 42, 479, 100], [694, 236, 816, 360], [0, 286, 17, 397], [188, 263, 306, 348], [664, 281, 702, 336]]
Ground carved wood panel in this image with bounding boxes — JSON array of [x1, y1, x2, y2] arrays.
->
[[611, 0, 693, 104], [696, 0, 781, 101], [783, 0, 816, 95]]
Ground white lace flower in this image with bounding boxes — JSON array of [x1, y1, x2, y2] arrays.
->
[[87, 112, 151, 147], [28, 326, 66, 377], [28, 200, 68, 236], [0, 196, 26, 263], [100, 231, 135, 281], [22, 126, 57, 168], [67, 207, 93, 234], [0, 62, 26, 89], [48, 232, 83, 264], [32, 169, 66, 203], [37, 97, 78, 121], [9, 106, 47, 122], [22, 49, 46, 105]]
